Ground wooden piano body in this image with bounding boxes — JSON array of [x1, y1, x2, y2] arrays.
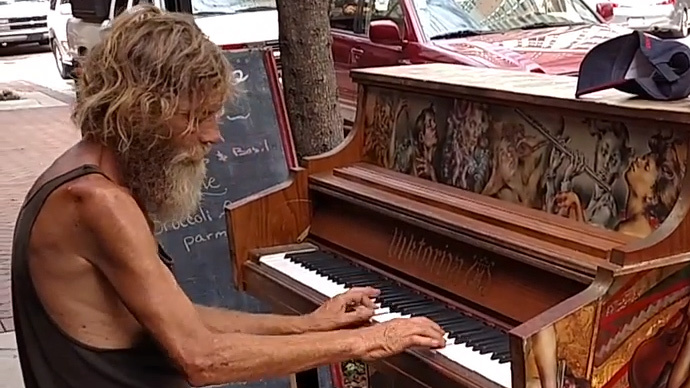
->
[[226, 63, 690, 388]]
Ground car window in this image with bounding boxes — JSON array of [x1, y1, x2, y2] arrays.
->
[[362, 0, 405, 36], [406, 0, 599, 39], [329, 0, 360, 32]]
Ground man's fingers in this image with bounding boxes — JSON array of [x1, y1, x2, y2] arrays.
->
[[407, 335, 445, 349], [348, 305, 375, 321], [347, 286, 380, 298], [340, 288, 379, 309], [406, 323, 446, 346], [361, 296, 377, 309], [410, 317, 445, 336]]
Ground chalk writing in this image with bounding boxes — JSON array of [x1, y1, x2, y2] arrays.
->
[[154, 206, 215, 235], [226, 112, 251, 121], [215, 151, 228, 162], [182, 228, 228, 252], [232, 139, 270, 157], [233, 69, 249, 85], [202, 175, 228, 197], [387, 227, 494, 295], [219, 199, 232, 219]]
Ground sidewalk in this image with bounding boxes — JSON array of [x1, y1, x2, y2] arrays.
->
[[0, 332, 21, 388], [0, 81, 77, 388]]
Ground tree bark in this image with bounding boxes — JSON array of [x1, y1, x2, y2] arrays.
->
[[276, 0, 343, 158]]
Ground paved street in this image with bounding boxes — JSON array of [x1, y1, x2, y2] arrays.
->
[[0, 45, 75, 97], [0, 43, 79, 388]]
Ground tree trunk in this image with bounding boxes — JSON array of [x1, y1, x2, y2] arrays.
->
[[276, 0, 343, 158]]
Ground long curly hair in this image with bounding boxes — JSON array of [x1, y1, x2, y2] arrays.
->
[[72, 4, 233, 152]]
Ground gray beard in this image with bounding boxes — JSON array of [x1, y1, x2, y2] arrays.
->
[[147, 160, 206, 225], [121, 145, 207, 226]]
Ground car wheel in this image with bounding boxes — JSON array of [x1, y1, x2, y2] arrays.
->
[[51, 39, 73, 80], [675, 9, 689, 37]]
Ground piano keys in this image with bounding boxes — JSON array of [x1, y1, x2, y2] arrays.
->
[[259, 250, 512, 387], [226, 63, 690, 388]]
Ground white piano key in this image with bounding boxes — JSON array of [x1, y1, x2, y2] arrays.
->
[[260, 254, 347, 298], [370, 312, 411, 323], [436, 343, 511, 388], [374, 307, 390, 315]]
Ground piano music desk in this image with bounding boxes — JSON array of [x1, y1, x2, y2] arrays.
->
[[226, 63, 690, 388]]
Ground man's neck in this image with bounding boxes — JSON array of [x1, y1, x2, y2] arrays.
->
[[82, 139, 154, 230]]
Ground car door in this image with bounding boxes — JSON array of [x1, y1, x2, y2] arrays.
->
[[355, 0, 407, 69], [329, 0, 364, 122]]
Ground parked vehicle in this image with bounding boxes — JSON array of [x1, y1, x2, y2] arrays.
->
[[47, 0, 74, 78], [330, 0, 632, 122], [63, 0, 280, 79], [0, 0, 49, 48], [63, 0, 631, 125], [595, 0, 690, 37]]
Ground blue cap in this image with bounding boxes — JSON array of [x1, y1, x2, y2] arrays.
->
[[576, 30, 690, 101]]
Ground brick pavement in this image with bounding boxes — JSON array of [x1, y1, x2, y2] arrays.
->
[[0, 83, 78, 333]]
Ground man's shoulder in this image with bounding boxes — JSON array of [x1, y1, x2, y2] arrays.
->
[[62, 174, 138, 217]]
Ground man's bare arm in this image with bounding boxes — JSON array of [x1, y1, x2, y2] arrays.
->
[[76, 182, 366, 386], [195, 305, 316, 335]]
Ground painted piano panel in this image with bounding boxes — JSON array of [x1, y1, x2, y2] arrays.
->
[[361, 86, 689, 239], [520, 263, 690, 388]]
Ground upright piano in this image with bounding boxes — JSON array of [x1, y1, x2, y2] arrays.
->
[[225, 63, 690, 388]]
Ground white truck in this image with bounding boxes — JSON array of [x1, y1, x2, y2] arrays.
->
[[61, 0, 280, 79], [0, 0, 50, 48]]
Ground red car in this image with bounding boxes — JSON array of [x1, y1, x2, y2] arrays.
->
[[329, 0, 630, 123]]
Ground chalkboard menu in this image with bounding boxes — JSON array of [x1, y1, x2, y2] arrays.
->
[[155, 48, 294, 388]]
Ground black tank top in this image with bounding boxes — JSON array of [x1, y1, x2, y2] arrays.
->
[[11, 164, 189, 388]]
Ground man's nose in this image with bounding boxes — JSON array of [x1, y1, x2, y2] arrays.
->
[[200, 126, 224, 145]]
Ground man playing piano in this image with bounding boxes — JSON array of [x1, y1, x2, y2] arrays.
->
[[10, 5, 445, 388]]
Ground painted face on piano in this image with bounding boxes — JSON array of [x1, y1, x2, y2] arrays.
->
[[615, 133, 688, 238], [411, 103, 439, 181]]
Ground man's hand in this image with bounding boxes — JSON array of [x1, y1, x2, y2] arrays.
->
[[357, 317, 446, 361], [307, 287, 380, 331]]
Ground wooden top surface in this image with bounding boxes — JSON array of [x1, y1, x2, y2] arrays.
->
[[350, 64, 690, 125]]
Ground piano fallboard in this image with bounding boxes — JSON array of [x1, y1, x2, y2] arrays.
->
[[244, 244, 512, 388], [309, 182, 588, 324]]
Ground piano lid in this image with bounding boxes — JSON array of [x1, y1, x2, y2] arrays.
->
[[350, 63, 690, 126]]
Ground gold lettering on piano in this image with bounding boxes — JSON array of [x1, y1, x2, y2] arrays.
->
[[465, 255, 494, 295], [388, 227, 494, 295]]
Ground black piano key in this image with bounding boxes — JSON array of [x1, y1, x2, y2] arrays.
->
[[495, 351, 511, 363], [390, 299, 429, 310], [416, 310, 455, 322], [442, 315, 482, 327], [472, 334, 505, 349], [490, 349, 511, 361], [404, 304, 447, 315], [379, 292, 411, 301], [338, 274, 380, 282], [348, 278, 386, 287], [450, 326, 486, 343], [445, 317, 484, 330], [322, 268, 362, 275], [482, 339, 509, 354], [433, 315, 468, 325], [464, 329, 500, 345]]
